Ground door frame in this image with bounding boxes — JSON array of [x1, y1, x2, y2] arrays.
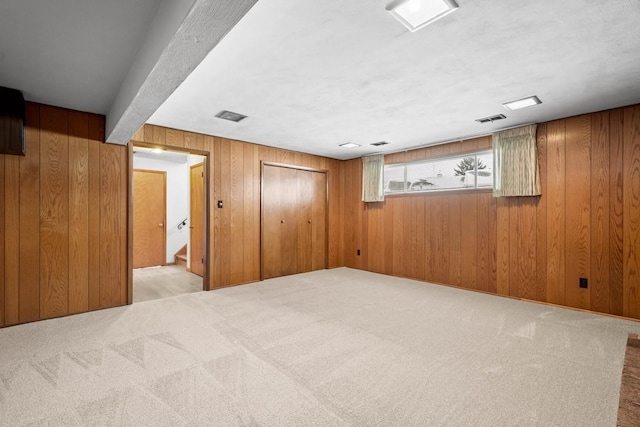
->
[[127, 142, 212, 304], [260, 161, 329, 280], [189, 162, 205, 276], [132, 168, 167, 268]]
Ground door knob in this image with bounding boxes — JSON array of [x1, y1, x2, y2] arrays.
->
[[159, 223, 164, 227], [308, 220, 311, 224], [281, 220, 285, 223]]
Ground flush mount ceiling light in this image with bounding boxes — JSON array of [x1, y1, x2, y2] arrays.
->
[[215, 110, 247, 122], [386, 0, 459, 32], [502, 96, 542, 111], [340, 142, 360, 148], [371, 141, 389, 146]]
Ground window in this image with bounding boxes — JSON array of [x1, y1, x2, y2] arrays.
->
[[384, 150, 492, 195]]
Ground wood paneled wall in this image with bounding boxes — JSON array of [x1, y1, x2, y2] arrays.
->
[[3, 102, 638, 326], [0, 103, 128, 327], [341, 136, 497, 290], [342, 105, 640, 320], [131, 125, 343, 290]]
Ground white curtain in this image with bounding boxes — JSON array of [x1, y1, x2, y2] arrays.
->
[[362, 154, 385, 202], [493, 124, 541, 197]]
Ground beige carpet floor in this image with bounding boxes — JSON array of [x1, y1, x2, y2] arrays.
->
[[133, 265, 203, 303], [0, 267, 638, 426]]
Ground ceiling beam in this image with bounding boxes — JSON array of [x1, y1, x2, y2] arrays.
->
[[105, 0, 258, 144]]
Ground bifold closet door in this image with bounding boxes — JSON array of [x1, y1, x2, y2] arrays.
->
[[261, 164, 327, 280]]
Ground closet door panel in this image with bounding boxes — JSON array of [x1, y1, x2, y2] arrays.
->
[[296, 169, 313, 273], [311, 171, 327, 271]]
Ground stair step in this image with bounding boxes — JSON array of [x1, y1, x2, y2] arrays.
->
[[175, 253, 187, 268]]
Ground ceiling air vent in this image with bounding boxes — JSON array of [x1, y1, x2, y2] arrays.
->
[[215, 110, 247, 122], [371, 141, 389, 147], [475, 114, 507, 124]]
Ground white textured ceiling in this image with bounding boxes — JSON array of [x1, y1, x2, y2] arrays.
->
[[149, 0, 640, 160], [0, 0, 160, 114], [0, 0, 257, 145]]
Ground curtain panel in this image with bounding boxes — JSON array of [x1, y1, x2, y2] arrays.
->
[[362, 154, 385, 202], [492, 124, 541, 197]]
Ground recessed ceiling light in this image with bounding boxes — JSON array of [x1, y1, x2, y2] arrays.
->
[[386, 0, 459, 32], [502, 96, 542, 111], [340, 142, 360, 148], [215, 110, 247, 122], [371, 141, 389, 146]]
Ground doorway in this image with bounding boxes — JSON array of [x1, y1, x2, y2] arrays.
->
[[130, 144, 209, 303], [190, 163, 205, 277], [261, 162, 328, 280]]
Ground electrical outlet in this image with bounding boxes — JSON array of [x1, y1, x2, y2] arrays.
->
[[357, 249, 361, 256], [579, 277, 588, 289]]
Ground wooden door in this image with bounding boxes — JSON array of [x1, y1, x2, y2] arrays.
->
[[310, 170, 327, 270], [261, 164, 327, 279], [296, 170, 313, 272], [133, 170, 166, 268], [190, 163, 205, 277]]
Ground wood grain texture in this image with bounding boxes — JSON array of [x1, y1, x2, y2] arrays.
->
[[412, 196, 426, 280], [391, 198, 403, 276], [19, 103, 40, 322], [68, 111, 89, 314], [243, 144, 258, 281], [132, 170, 166, 268], [460, 193, 477, 289], [623, 106, 640, 318], [229, 141, 244, 284], [99, 143, 125, 308], [217, 138, 231, 286], [590, 111, 610, 313], [152, 126, 166, 146], [328, 161, 342, 268], [610, 108, 625, 316], [338, 105, 640, 320], [311, 170, 327, 271], [545, 119, 566, 305], [6, 104, 640, 327], [190, 163, 205, 277], [564, 115, 591, 310], [508, 199, 519, 297], [496, 197, 510, 296], [518, 199, 537, 299], [261, 164, 327, 279], [39, 105, 69, 320], [4, 153, 20, 325], [476, 193, 490, 292], [87, 114, 102, 311], [535, 124, 547, 302], [368, 203, 385, 274], [448, 195, 462, 287], [165, 128, 184, 148], [1, 104, 126, 326], [261, 164, 281, 279]]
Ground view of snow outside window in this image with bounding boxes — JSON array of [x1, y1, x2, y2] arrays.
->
[[383, 151, 493, 194]]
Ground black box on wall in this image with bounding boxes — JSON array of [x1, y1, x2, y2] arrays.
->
[[0, 86, 25, 156]]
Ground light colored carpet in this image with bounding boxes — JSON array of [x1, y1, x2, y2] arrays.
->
[[617, 333, 640, 426], [133, 265, 203, 303], [0, 267, 638, 426]]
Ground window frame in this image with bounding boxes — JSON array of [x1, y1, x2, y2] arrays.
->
[[383, 149, 493, 196]]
